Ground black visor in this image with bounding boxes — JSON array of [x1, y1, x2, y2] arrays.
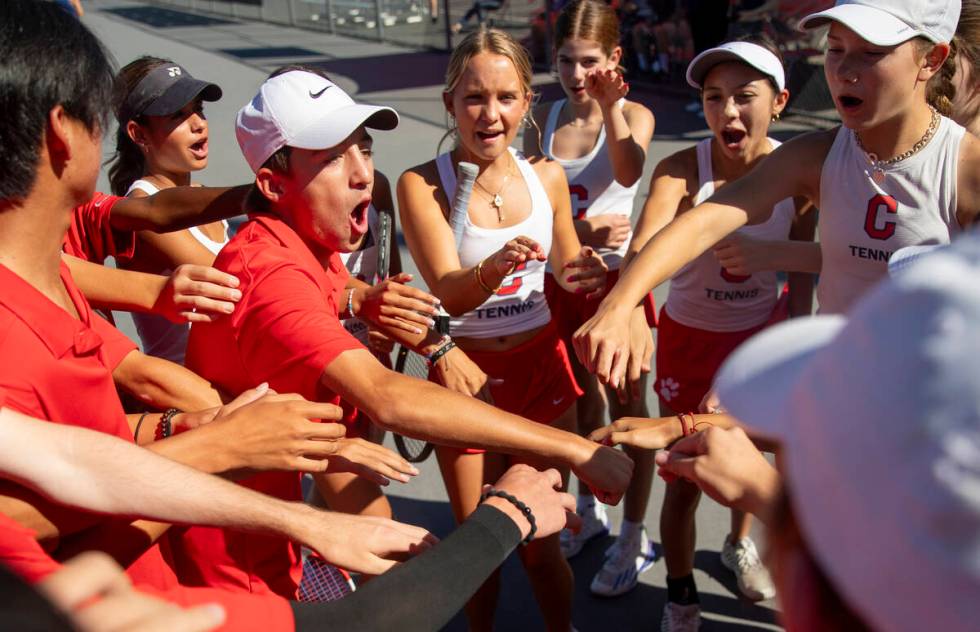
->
[[120, 63, 222, 122]]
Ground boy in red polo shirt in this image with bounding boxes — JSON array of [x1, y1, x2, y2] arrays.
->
[[181, 69, 634, 598]]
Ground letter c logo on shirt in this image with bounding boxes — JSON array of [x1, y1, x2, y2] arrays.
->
[[864, 194, 898, 240]]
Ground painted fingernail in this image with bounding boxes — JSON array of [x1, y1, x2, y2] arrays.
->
[[567, 275, 578, 282], [425, 318, 436, 327]]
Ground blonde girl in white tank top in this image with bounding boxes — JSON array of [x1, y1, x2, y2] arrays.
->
[[575, 1, 980, 384], [617, 39, 817, 627], [522, 0, 659, 597], [106, 57, 229, 364], [397, 28, 607, 632]]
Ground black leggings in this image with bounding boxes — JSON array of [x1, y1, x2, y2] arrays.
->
[[290, 504, 520, 632]]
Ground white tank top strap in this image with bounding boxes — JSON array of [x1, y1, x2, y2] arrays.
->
[[437, 148, 554, 338], [694, 138, 715, 205], [188, 222, 229, 256], [126, 179, 160, 196], [542, 99, 564, 160]]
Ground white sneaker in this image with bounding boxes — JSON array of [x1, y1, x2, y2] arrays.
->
[[559, 502, 609, 559], [589, 527, 658, 596], [660, 602, 700, 632], [720, 536, 776, 601]]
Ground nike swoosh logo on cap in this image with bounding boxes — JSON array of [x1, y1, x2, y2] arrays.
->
[[309, 86, 331, 99]]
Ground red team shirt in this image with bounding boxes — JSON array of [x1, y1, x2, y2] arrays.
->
[[63, 192, 135, 263], [180, 214, 363, 598], [0, 265, 293, 630]]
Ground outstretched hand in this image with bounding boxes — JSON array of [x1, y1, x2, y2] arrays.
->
[[562, 246, 607, 299], [585, 68, 629, 108], [299, 512, 439, 575], [154, 264, 241, 324], [485, 464, 579, 540], [354, 272, 440, 335]]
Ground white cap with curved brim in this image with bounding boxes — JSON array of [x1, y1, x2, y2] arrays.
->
[[236, 70, 399, 173], [713, 229, 980, 632], [799, 0, 961, 46], [686, 41, 785, 91]]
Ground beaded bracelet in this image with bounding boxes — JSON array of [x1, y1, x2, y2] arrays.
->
[[342, 288, 356, 319], [155, 408, 180, 441], [480, 487, 537, 545]]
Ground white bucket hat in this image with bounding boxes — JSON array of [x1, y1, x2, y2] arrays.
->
[[799, 0, 961, 46], [236, 70, 399, 173], [714, 229, 980, 632]]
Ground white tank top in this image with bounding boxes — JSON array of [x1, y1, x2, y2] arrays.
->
[[436, 148, 553, 338], [664, 138, 796, 332], [541, 99, 639, 270], [125, 179, 230, 364], [818, 117, 963, 314], [339, 204, 381, 345]]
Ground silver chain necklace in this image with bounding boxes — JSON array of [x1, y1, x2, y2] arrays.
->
[[854, 107, 940, 184]]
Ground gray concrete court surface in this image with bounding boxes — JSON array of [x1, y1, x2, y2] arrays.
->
[[85, 2, 831, 628]]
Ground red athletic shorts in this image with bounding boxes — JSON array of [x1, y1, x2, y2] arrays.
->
[[438, 322, 583, 454], [545, 269, 658, 344], [654, 308, 769, 413]]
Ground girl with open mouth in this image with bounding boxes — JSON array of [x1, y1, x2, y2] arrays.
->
[[107, 56, 228, 366]]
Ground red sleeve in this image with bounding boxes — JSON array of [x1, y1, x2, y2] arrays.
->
[[90, 314, 138, 371], [235, 259, 364, 402], [0, 513, 63, 583], [137, 584, 294, 632], [64, 193, 136, 263]]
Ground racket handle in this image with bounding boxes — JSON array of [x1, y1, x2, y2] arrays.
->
[[451, 162, 479, 250], [376, 212, 392, 282]]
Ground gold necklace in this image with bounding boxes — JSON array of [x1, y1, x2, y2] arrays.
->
[[474, 165, 513, 222], [855, 107, 940, 184]]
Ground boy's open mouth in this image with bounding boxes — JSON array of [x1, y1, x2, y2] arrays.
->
[[838, 95, 864, 110]]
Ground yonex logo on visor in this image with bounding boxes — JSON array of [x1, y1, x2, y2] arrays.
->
[[167, 67, 181, 77]]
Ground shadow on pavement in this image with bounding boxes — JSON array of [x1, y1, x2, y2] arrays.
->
[[386, 496, 779, 631], [310, 52, 452, 93], [103, 5, 236, 27]]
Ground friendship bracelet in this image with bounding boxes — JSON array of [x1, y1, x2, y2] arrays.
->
[[677, 412, 696, 437], [133, 412, 150, 444], [693, 421, 715, 433], [155, 408, 180, 441], [480, 487, 537, 545], [425, 337, 456, 367]]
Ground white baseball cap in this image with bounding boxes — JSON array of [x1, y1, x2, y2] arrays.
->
[[714, 231, 980, 632], [799, 0, 961, 46], [686, 41, 785, 91], [236, 70, 399, 173]]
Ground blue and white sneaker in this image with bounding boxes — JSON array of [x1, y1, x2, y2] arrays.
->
[[560, 502, 609, 559], [589, 527, 658, 596]]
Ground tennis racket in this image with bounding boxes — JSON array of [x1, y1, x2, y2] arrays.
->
[[298, 552, 356, 602], [392, 345, 436, 463]]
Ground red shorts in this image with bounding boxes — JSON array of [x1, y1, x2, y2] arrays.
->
[[654, 308, 768, 413], [438, 322, 583, 454], [545, 269, 657, 344]]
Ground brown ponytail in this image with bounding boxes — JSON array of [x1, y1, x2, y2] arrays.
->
[[105, 56, 171, 196]]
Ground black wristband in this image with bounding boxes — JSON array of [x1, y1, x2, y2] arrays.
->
[[155, 408, 180, 441], [133, 412, 150, 444], [426, 339, 457, 367], [480, 488, 537, 545]]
